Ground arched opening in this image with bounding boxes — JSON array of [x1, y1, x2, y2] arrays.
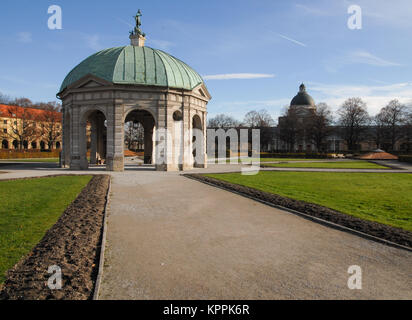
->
[[31, 141, 37, 149], [124, 109, 155, 167], [84, 110, 107, 167], [192, 114, 204, 167], [56, 141, 61, 149], [40, 141, 46, 150], [23, 140, 28, 150], [13, 140, 19, 150], [1, 140, 8, 149]]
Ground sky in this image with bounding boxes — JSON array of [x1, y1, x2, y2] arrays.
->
[[1, 0, 412, 123]]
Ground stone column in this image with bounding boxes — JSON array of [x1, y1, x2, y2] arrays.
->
[[96, 114, 106, 162], [70, 106, 82, 170], [181, 99, 192, 170], [90, 118, 97, 165], [143, 115, 154, 164], [199, 111, 208, 168], [79, 116, 89, 170], [61, 106, 71, 168], [106, 101, 124, 171]]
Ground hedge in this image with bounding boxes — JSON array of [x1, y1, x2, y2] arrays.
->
[[259, 152, 335, 159], [0, 150, 60, 159], [398, 155, 412, 163]]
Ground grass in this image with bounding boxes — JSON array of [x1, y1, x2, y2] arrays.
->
[[209, 158, 332, 164], [262, 160, 389, 169], [0, 175, 92, 283], [0, 158, 59, 163], [204, 171, 412, 231]]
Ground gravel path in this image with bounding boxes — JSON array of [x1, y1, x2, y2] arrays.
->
[[98, 170, 412, 300]]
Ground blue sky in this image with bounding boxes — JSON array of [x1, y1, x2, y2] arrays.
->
[[1, 0, 412, 122]]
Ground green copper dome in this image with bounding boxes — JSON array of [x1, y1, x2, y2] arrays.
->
[[59, 46, 204, 92], [290, 83, 315, 107]]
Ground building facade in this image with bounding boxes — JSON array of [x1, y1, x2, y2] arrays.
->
[[0, 104, 62, 150]]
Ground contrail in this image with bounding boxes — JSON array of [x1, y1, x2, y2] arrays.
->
[[278, 33, 307, 47]]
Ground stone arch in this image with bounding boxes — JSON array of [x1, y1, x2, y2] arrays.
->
[[12, 140, 19, 149], [56, 141, 61, 149], [123, 106, 157, 125], [31, 141, 37, 149], [124, 108, 156, 165], [192, 114, 205, 168], [79, 109, 107, 169], [40, 141, 46, 150]]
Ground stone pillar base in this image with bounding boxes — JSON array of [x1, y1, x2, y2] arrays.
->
[[155, 163, 179, 171], [106, 155, 124, 171]]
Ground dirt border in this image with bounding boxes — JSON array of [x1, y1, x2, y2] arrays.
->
[[184, 173, 412, 251], [0, 174, 110, 300], [260, 160, 395, 170], [92, 176, 111, 300]]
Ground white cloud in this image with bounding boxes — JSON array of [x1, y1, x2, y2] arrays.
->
[[277, 33, 307, 47], [325, 50, 401, 72], [208, 98, 289, 122], [309, 81, 412, 114], [348, 0, 412, 28], [295, 3, 332, 16], [203, 73, 275, 80], [349, 50, 401, 67], [17, 32, 32, 43], [147, 39, 174, 50], [83, 34, 103, 51]]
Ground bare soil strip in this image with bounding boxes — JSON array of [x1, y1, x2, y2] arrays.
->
[[0, 175, 110, 300], [184, 174, 412, 249]]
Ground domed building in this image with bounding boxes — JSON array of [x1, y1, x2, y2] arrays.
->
[[276, 83, 317, 152], [290, 83, 316, 116], [58, 11, 211, 171]]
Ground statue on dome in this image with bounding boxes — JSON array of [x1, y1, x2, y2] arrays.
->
[[131, 9, 145, 37]]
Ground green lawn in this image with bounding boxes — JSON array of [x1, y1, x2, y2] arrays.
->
[[210, 158, 331, 164], [0, 175, 92, 283], [0, 158, 59, 163], [262, 160, 388, 169], [204, 171, 412, 231]]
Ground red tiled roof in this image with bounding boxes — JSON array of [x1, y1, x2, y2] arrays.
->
[[0, 104, 62, 121], [358, 151, 398, 160]]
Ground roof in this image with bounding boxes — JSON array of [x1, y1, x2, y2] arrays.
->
[[0, 104, 62, 121], [59, 46, 204, 93], [358, 151, 398, 160], [290, 83, 315, 107]]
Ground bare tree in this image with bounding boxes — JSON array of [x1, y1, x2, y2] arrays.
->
[[403, 110, 412, 153], [12, 97, 33, 107], [337, 98, 370, 151], [277, 106, 301, 152], [306, 103, 333, 152], [207, 114, 240, 129], [38, 105, 62, 150], [371, 112, 386, 149], [377, 99, 407, 151], [243, 110, 275, 151], [243, 109, 274, 128], [124, 121, 144, 150], [0, 105, 38, 149], [0, 91, 11, 104]]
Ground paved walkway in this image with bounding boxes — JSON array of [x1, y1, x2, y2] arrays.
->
[[1, 162, 411, 299], [98, 169, 412, 300]]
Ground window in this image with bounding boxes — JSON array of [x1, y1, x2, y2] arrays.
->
[[3, 120, 6, 124], [3, 129, 6, 133], [14, 121, 17, 125]]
